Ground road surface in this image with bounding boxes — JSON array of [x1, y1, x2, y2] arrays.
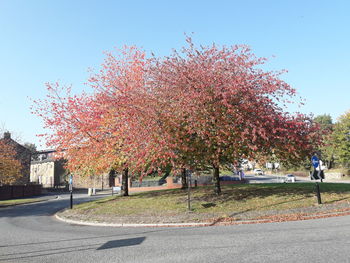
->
[[1, 193, 350, 262], [245, 173, 311, 184]]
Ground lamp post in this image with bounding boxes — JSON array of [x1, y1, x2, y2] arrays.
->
[[187, 170, 192, 211], [69, 175, 73, 209]]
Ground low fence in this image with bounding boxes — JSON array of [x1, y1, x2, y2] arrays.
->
[[325, 172, 345, 180], [130, 179, 166, 188], [118, 176, 245, 193], [127, 177, 181, 192], [0, 184, 42, 200]]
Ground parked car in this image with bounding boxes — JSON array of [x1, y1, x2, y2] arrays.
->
[[254, 169, 264, 175], [285, 174, 296, 183]]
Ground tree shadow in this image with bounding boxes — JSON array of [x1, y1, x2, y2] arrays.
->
[[201, 203, 216, 208], [0, 237, 146, 261], [322, 196, 350, 204], [97, 237, 145, 250], [196, 183, 350, 203], [135, 188, 185, 198]]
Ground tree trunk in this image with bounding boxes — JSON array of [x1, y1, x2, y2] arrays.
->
[[213, 164, 221, 195], [328, 155, 334, 169], [121, 167, 129, 196], [181, 168, 188, 189]]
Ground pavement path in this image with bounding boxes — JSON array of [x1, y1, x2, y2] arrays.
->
[[1, 192, 350, 262]]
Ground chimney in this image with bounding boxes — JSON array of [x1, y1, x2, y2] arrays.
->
[[3, 132, 11, 139]]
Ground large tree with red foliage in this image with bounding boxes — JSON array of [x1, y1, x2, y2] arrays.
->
[[32, 47, 150, 196], [147, 38, 318, 194], [33, 38, 319, 195]]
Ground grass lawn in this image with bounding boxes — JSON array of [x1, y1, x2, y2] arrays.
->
[[0, 198, 43, 207], [61, 183, 350, 223]]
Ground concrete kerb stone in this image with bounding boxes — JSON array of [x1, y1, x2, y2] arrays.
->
[[55, 214, 211, 227], [55, 208, 350, 228]]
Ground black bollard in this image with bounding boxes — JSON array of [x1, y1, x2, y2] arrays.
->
[[70, 191, 73, 209], [315, 182, 322, 204]]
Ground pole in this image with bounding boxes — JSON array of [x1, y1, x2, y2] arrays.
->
[[70, 191, 73, 209], [315, 182, 322, 204], [187, 171, 191, 211], [313, 166, 322, 205], [68, 175, 73, 209]]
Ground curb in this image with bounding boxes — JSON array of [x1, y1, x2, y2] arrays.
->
[[55, 214, 211, 227], [55, 208, 350, 228]]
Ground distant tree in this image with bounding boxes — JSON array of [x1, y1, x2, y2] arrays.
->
[[23, 143, 37, 153], [313, 114, 335, 169], [0, 140, 22, 185], [23, 142, 39, 161], [313, 114, 333, 130], [333, 111, 350, 168]]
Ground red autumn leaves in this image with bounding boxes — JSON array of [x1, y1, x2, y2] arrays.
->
[[32, 39, 319, 194]]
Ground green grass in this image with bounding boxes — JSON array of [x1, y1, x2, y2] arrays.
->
[[0, 198, 42, 207], [66, 183, 350, 222]]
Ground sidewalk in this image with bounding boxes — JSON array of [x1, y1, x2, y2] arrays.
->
[[0, 194, 59, 208]]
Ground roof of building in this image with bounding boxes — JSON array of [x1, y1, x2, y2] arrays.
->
[[33, 149, 56, 154], [1, 132, 31, 152]]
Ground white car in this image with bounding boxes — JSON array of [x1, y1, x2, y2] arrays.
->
[[254, 169, 264, 175], [285, 174, 296, 183]]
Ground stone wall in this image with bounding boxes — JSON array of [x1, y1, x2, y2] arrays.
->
[[127, 177, 181, 192], [325, 172, 344, 180], [72, 174, 111, 189], [0, 184, 42, 200]]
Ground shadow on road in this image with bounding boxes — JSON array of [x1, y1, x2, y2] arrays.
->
[[0, 237, 146, 261], [97, 237, 146, 250]]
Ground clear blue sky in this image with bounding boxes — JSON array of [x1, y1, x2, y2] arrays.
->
[[0, 0, 349, 149]]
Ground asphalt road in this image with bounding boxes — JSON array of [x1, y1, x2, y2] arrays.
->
[[245, 173, 285, 184], [245, 174, 310, 184], [1, 193, 350, 263]]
